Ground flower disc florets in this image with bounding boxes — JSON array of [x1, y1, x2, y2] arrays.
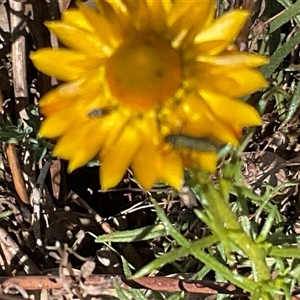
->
[[106, 34, 182, 111], [31, 0, 269, 190]]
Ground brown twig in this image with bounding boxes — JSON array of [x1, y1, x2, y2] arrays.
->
[[70, 192, 114, 234], [5, 144, 29, 205], [3, 274, 300, 298], [0, 274, 248, 296], [0, 228, 39, 275], [8, 0, 29, 119], [7, 0, 31, 205]]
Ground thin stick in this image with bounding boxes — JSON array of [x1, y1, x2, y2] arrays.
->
[[8, 0, 29, 120], [0, 274, 249, 296], [5, 144, 29, 204]]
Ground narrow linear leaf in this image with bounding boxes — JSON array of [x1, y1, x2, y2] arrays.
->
[[266, 233, 299, 245], [190, 247, 280, 295], [277, 0, 300, 26], [95, 224, 166, 243], [133, 235, 218, 278], [128, 286, 149, 300], [270, 1, 300, 33], [166, 293, 183, 300], [270, 247, 300, 258], [282, 81, 300, 125], [260, 31, 300, 78], [114, 278, 131, 300], [120, 257, 152, 300], [151, 291, 165, 300], [121, 256, 133, 277], [151, 199, 190, 247], [256, 207, 277, 244], [133, 245, 191, 279], [0, 210, 13, 219]]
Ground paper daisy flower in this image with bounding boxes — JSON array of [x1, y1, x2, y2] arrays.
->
[[31, 0, 268, 190]]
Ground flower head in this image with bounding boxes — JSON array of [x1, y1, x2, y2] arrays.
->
[[31, 0, 268, 190]]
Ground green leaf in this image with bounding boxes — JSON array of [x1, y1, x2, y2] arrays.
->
[[282, 81, 300, 125], [133, 245, 191, 278], [270, 247, 300, 258], [95, 224, 166, 243], [114, 278, 131, 300], [0, 210, 13, 219], [260, 31, 300, 78], [276, 0, 300, 26], [151, 199, 190, 248], [270, 1, 300, 33], [133, 235, 218, 278]]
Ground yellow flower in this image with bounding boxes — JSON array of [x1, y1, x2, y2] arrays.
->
[[31, 0, 268, 190]]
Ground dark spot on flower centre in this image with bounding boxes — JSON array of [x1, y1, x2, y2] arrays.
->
[[156, 70, 163, 78]]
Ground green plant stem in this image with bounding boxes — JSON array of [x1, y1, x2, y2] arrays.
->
[[144, 200, 264, 293], [133, 235, 218, 278], [270, 247, 300, 258], [197, 176, 271, 283]]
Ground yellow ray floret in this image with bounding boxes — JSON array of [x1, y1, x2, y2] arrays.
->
[[31, 0, 269, 190]]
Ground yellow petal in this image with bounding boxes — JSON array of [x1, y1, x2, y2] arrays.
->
[[167, 94, 215, 136], [40, 90, 117, 139], [96, 0, 127, 16], [158, 150, 183, 190], [62, 9, 94, 32], [53, 114, 124, 171], [135, 2, 152, 32], [122, 0, 152, 31], [186, 41, 231, 58], [180, 150, 217, 172], [161, 0, 172, 14], [46, 22, 108, 57], [223, 69, 268, 97], [168, 1, 215, 48], [39, 75, 104, 116], [146, 0, 168, 34], [136, 113, 163, 146], [194, 53, 269, 68], [132, 145, 183, 190], [193, 10, 249, 55], [78, 4, 122, 50], [186, 64, 268, 97], [96, 0, 131, 37], [39, 85, 75, 116], [131, 144, 160, 189], [53, 120, 106, 167], [100, 125, 141, 189], [177, 95, 239, 145], [130, 116, 165, 189], [30, 49, 102, 81], [193, 151, 217, 172], [39, 108, 78, 138], [200, 90, 262, 127]]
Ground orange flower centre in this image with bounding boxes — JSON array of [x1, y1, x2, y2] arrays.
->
[[105, 35, 182, 112]]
